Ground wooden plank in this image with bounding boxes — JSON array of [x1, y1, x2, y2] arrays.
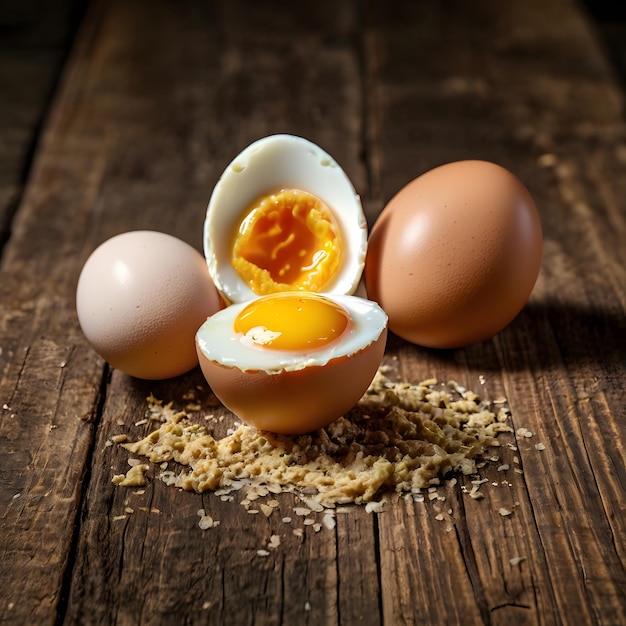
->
[[0, 0, 84, 249], [365, 0, 626, 624], [0, 0, 373, 624]]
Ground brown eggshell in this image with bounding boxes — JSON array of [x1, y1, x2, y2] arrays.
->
[[365, 160, 542, 348], [196, 328, 387, 435]]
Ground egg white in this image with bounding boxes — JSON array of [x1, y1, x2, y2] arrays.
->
[[196, 294, 387, 374]]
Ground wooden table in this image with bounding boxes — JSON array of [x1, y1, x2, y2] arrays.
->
[[1, 1, 625, 624]]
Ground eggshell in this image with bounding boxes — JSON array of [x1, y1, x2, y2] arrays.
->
[[77, 230, 222, 379], [365, 160, 542, 348], [196, 327, 387, 435]]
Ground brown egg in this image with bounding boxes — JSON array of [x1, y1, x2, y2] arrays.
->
[[195, 292, 388, 435], [364, 160, 543, 348]]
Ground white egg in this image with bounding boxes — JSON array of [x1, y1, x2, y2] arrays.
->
[[195, 292, 387, 434], [204, 134, 367, 304], [76, 230, 222, 380]]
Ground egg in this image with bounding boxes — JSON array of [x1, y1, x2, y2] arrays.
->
[[77, 230, 222, 379], [196, 292, 387, 434], [203, 134, 367, 304], [365, 160, 543, 348]]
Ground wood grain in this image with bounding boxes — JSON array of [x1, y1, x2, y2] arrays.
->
[[0, 0, 624, 624]]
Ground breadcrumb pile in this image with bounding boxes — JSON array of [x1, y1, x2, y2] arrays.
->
[[114, 368, 512, 508]]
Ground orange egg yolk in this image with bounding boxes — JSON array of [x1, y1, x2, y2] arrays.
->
[[231, 188, 343, 295], [234, 293, 351, 351]]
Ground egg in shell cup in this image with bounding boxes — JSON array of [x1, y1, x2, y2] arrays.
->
[[196, 134, 388, 435]]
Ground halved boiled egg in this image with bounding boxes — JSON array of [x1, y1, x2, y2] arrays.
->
[[204, 134, 367, 304], [196, 292, 387, 434]]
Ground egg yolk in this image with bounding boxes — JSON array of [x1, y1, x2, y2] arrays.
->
[[231, 188, 343, 295], [234, 293, 351, 351]]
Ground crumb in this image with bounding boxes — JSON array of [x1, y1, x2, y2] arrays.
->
[[198, 515, 220, 530], [112, 464, 150, 487], [365, 500, 385, 514], [113, 369, 514, 509]]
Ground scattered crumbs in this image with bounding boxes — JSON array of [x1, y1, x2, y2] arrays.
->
[[510, 556, 526, 566], [257, 549, 270, 557], [111, 368, 516, 516], [516, 427, 533, 438], [499, 507, 513, 517], [112, 464, 150, 487], [535, 443, 546, 451]]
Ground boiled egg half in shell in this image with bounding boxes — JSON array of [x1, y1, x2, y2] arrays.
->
[[204, 134, 368, 303], [196, 292, 387, 435], [199, 135, 387, 434]]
